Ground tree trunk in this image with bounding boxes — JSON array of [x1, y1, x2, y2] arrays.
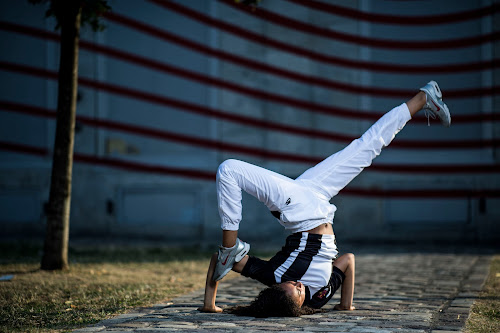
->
[[41, 3, 82, 271]]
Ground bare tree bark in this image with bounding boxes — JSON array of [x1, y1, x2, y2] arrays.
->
[[41, 3, 82, 270]]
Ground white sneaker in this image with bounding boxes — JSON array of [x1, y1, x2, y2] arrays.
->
[[213, 238, 250, 281], [419, 80, 451, 127]]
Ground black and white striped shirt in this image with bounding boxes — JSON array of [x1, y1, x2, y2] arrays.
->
[[241, 232, 344, 308]]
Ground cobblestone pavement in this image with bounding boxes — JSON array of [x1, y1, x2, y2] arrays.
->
[[74, 252, 492, 333]]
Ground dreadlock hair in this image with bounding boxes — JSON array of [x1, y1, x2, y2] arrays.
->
[[228, 285, 318, 318]]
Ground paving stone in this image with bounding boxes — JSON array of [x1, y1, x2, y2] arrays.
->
[[349, 328, 393, 333], [74, 252, 492, 332], [72, 326, 107, 332], [154, 322, 198, 329], [114, 322, 151, 328]]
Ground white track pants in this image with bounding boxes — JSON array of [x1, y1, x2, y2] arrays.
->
[[216, 103, 412, 232]]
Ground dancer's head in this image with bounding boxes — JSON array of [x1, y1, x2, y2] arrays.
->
[[279, 280, 306, 306], [229, 282, 314, 318]]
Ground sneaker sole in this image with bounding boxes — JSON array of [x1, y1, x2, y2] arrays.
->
[[428, 80, 442, 99], [235, 243, 250, 262], [440, 102, 451, 127]]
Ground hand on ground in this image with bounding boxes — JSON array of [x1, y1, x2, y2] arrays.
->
[[334, 304, 355, 311]]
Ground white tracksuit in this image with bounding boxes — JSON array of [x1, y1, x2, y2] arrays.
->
[[216, 103, 412, 233]]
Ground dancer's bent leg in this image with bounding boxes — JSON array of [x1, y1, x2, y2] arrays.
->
[[214, 159, 294, 281], [217, 159, 294, 235]]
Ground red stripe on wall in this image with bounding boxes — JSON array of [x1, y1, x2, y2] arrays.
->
[[141, 2, 498, 74], [0, 140, 214, 180], [218, 0, 500, 50], [1, 62, 498, 149], [6, 19, 494, 107], [1, 140, 498, 198], [1, 100, 499, 173], [11, 20, 495, 107], [1, 22, 495, 125], [0, 20, 495, 125], [343, 187, 500, 199], [284, 0, 500, 25]]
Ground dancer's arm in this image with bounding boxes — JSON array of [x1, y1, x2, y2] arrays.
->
[[198, 253, 223, 313], [198, 253, 249, 313], [333, 253, 356, 311]]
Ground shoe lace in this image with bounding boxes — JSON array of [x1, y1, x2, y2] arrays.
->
[[423, 108, 436, 127]]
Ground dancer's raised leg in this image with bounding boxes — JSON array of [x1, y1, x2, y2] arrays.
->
[[296, 81, 450, 199]]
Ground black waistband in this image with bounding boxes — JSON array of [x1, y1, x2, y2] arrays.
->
[[271, 210, 280, 219]]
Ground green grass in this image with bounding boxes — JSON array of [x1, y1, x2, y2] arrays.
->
[[0, 241, 219, 333], [465, 255, 500, 333]]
